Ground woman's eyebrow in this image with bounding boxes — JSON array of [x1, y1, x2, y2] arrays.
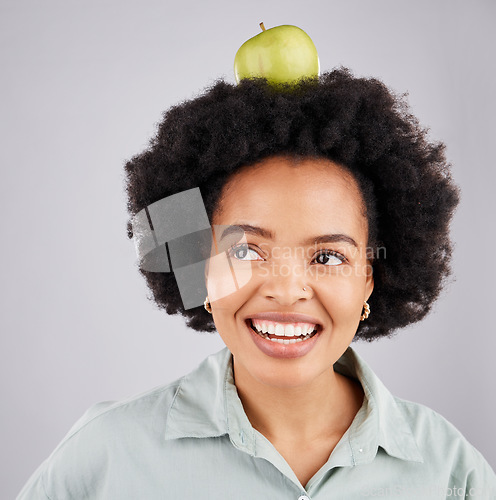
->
[[219, 224, 358, 248], [219, 224, 273, 240], [302, 234, 358, 248]]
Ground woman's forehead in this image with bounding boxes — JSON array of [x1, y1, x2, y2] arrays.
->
[[214, 156, 368, 243]]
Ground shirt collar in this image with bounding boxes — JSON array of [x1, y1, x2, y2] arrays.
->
[[164, 346, 423, 465], [334, 346, 424, 465]]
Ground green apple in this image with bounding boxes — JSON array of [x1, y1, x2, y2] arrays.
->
[[234, 23, 320, 85]]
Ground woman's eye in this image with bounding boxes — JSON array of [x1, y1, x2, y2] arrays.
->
[[228, 244, 262, 261], [313, 250, 346, 266]]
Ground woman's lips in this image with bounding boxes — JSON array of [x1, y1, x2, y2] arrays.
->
[[244, 318, 322, 359]]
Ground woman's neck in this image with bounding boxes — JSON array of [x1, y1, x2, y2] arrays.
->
[[233, 358, 364, 447]]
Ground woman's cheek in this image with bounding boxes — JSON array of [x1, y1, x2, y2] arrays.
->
[[314, 266, 364, 318], [206, 254, 254, 304]]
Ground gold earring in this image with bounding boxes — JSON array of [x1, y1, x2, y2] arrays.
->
[[360, 301, 370, 321], [204, 296, 212, 314]]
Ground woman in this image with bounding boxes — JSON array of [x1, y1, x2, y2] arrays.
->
[[17, 69, 496, 499]]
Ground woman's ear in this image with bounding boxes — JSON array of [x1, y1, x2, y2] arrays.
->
[[365, 259, 374, 302]]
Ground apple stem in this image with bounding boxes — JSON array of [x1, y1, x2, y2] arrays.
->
[[259, 22, 266, 32]]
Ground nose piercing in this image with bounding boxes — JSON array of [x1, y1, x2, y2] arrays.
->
[[303, 287, 306, 291]]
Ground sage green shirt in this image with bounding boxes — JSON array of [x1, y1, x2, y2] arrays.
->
[[17, 346, 496, 499]]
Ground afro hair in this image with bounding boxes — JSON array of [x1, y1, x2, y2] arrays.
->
[[124, 68, 460, 341]]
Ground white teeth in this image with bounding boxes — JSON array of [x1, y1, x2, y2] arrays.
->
[[284, 324, 295, 337], [304, 324, 315, 335], [251, 319, 318, 337], [273, 337, 304, 344]]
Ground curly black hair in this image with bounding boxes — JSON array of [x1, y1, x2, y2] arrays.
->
[[124, 68, 460, 342]]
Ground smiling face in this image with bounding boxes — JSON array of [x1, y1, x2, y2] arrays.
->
[[206, 154, 374, 389]]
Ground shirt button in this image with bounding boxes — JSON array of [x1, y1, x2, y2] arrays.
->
[[298, 496, 310, 500]]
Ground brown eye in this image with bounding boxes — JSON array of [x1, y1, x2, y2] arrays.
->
[[313, 250, 346, 266]]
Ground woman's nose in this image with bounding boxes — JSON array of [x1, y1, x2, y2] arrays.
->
[[259, 261, 313, 305]]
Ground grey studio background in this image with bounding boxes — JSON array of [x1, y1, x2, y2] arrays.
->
[[1, 0, 495, 497]]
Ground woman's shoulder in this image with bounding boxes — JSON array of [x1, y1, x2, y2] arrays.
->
[[393, 394, 482, 450], [17, 377, 185, 499], [62, 378, 183, 441], [17, 349, 233, 499], [392, 395, 495, 490], [344, 346, 495, 494]]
